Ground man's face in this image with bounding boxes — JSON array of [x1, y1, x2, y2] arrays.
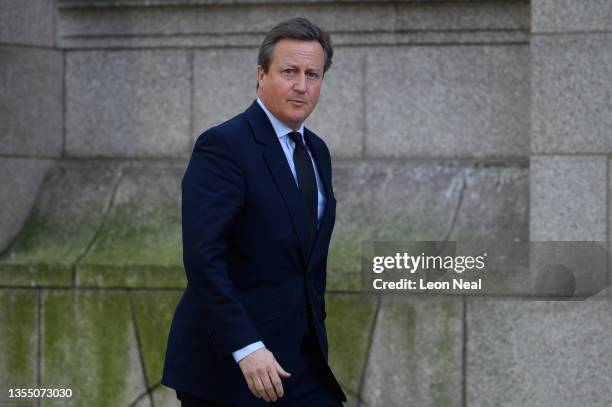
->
[[257, 38, 325, 130]]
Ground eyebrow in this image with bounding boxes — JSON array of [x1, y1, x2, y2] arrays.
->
[[281, 63, 322, 72]]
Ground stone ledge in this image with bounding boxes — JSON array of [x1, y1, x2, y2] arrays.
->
[[57, 0, 519, 7], [0, 160, 528, 292], [75, 264, 186, 288], [56, 1, 530, 48], [0, 161, 185, 289]]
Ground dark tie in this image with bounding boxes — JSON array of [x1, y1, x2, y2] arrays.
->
[[288, 131, 318, 232]]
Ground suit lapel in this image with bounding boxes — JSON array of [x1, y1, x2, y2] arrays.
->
[[245, 100, 315, 265]]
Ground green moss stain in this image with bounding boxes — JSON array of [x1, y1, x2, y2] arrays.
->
[[1, 209, 100, 266], [0, 263, 73, 288], [77, 166, 184, 288], [0, 210, 76, 287], [0, 164, 120, 287], [430, 381, 450, 407], [131, 290, 182, 386], [42, 290, 145, 406], [76, 205, 184, 287], [0, 290, 37, 389], [325, 294, 377, 399], [82, 207, 182, 268], [371, 298, 461, 406], [76, 264, 186, 289], [328, 235, 361, 291]]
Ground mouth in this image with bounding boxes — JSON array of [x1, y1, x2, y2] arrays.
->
[[288, 99, 307, 106]]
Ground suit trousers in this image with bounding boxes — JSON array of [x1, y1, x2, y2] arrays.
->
[[175, 324, 343, 407]]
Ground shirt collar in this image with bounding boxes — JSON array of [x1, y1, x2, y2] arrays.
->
[[256, 97, 305, 142]]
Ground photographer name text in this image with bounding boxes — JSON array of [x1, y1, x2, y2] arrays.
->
[[373, 278, 481, 291]]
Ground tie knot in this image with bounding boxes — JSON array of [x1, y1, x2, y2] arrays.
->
[[288, 131, 304, 149]]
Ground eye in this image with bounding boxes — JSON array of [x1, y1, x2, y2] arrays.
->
[[306, 72, 319, 79], [283, 69, 294, 74]]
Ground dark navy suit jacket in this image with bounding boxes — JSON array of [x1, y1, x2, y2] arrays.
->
[[162, 100, 347, 405]]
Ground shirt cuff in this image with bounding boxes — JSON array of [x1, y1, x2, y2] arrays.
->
[[232, 341, 265, 363]]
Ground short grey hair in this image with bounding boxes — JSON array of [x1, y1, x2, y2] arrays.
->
[[256, 17, 333, 90]]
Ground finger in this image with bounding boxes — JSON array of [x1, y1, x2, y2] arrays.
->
[[254, 375, 270, 402], [275, 359, 292, 378], [260, 370, 278, 401], [269, 368, 285, 398], [245, 374, 258, 399]]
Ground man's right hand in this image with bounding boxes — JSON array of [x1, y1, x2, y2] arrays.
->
[[238, 347, 291, 402]]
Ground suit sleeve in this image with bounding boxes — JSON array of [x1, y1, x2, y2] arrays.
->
[[318, 253, 328, 321], [181, 128, 261, 358]]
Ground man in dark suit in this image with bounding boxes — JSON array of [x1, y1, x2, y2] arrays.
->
[[162, 18, 347, 406]]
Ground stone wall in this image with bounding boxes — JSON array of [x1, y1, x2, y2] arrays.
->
[[0, 1, 610, 406]]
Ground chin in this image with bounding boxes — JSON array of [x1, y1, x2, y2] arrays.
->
[[282, 112, 303, 123], [291, 116, 308, 127]]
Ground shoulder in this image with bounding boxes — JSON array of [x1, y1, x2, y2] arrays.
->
[[187, 113, 254, 178], [194, 111, 251, 151], [184, 113, 249, 184]]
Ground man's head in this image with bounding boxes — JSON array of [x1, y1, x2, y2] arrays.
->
[[256, 17, 333, 131]]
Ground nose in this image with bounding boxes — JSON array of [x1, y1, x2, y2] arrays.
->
[[293, 73, 307, 92]]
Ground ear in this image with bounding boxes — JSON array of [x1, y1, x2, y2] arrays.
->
[[257, 65, 265, 88]]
